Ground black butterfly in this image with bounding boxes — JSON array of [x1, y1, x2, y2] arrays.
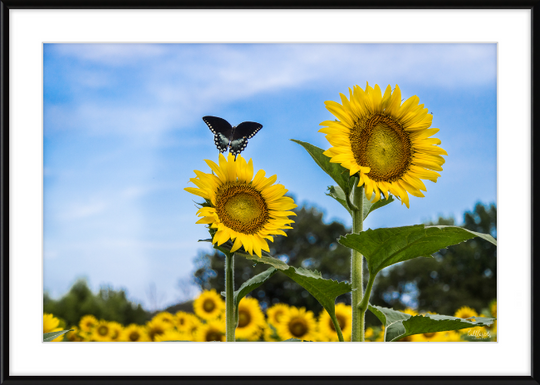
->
[[203, 116, 262, 157]]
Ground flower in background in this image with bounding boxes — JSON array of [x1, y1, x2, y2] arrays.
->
[[92, 320, 113, 342], [276, 307, 318, 341], [235, 297, 265, 341], [319, 83, 447, 208], [43, 313, 64, 342], [108, 321, 124, 342], [79, 315, 98, 333], [154, 329, 187, 342], [174, 311, 199, 336], [151, 312, 176, 330], [146, 319, 169, 341], [266, 303, 290, 327], [193, 289, 225, 321], [454, 306, 478, 320], [195, 320, 226, 342], [317, 303, 352, 342], [121, 324, 150, 342], [185, 153, 297, 258], [66, 326, 84, 342]]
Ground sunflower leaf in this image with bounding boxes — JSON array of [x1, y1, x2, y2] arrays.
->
[[43, 329, 72, 342], [291, 139, 352, 197], [363, 194, 395, 221], [339, 224, 497, 275], [327, 185, 352, 215], [368, 305, 495, 342], [233, 267, 277, 327]]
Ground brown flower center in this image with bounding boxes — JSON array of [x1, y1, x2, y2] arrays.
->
[[215, 183, 269, 234], [349, 114, 412, 182], [206, 330, 223, 341], [129, 331, 140, 341], [289, 318, 308, 338], [329, 314, 347, 332], [238, 309, 251, 328], [203, 299, 216, 313]]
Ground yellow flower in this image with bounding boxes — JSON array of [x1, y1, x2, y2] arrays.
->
[[317, 303, 352, 342], [121, 324, 150, 342], [43, 313, 63, 341], [235, 297, 266, 341], [108, 321, 124, 341], [454, 306, 478, 320], [195, 320, 226, 342], [174, 311, 199, 336], [154, 329, 188, 342], [319, 83, 447, 208], [66, 326, 84, 342], [193, 289, 225, 321], [365, 327, 374, 340], [79, 314, 98, 333], [92, 320, 112, 342], [185, 153, 297, 258], [146, 319, 169, 341], [151, 312, 176, 330], [266, 303, 290, 326], [276, 307, 318, 341]]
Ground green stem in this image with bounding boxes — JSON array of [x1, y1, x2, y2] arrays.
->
[[225, 252, 235, 342], [351, 184, 364, 342], [329, 313, 345, 342], [358, 273, 376, 317]]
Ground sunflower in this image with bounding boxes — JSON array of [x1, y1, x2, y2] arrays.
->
[[411, 330, 460, 342], [108, 321, 124, 341], [266, 303, 290, 326], [193, 289, 225, 321], [154, 329, 188, 342], [92, 320, 113, 342], [66, 326, 84, 342], [174, 311, 199, 335], [319, 83, 447, 208], [43, 313, 64, 341], [151, 312, 176, 330], [185, 153, 297, 258], [235, 297, 266, 341], [146, 319, 169, 341], [276, 307, 318, 341], [79, 314, 98, 333], [317, 303, 352, 342], [365, 327, 374, 341], [454, 306, 478, 320], [194, 320, 226, 342], [121, 324, 150, 342]]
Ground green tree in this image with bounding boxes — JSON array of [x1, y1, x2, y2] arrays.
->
[[192, 204, 352, 312], [44, 279, 149, 327], [370, 202, 497, 316]]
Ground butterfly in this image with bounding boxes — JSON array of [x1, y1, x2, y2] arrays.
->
[[202, 116, 262, 157]]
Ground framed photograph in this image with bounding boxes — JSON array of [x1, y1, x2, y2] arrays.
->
[[1, 3, 535, 384]]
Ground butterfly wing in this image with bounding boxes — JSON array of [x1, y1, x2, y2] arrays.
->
[[203, 116, 233, 153], [229, 121, 263, 156]]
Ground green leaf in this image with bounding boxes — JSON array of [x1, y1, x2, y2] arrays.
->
[[363, 194, 394, 221], [43, 329, 72, 342], [339, 225, 497, 275], [291, 139, 352, 196], [368, 305, 495, 342], [282, 338, 305, 342], [327, 185, 352, 215], [232, 267, 277, 326]]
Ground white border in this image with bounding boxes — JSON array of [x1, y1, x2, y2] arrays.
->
[[9, 9, 531, 376]]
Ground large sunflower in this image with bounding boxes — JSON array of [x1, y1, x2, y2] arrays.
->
[[317, 303, 352, 342], [92, 320, 113, 342], [276, 307, 318, 341], [185, 153, 297, 258], [319, 83, 447, 208], [79, 314, 98, 333], [193, 289, 225, 321], [235, 297, 266, 341]]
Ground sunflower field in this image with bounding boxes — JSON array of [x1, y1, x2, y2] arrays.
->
[[44, 290, 497, 342]]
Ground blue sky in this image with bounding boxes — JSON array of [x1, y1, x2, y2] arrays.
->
[[43, 44, 496, 310]]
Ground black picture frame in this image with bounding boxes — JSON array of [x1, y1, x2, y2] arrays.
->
[[1, 2, 536, 384]]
